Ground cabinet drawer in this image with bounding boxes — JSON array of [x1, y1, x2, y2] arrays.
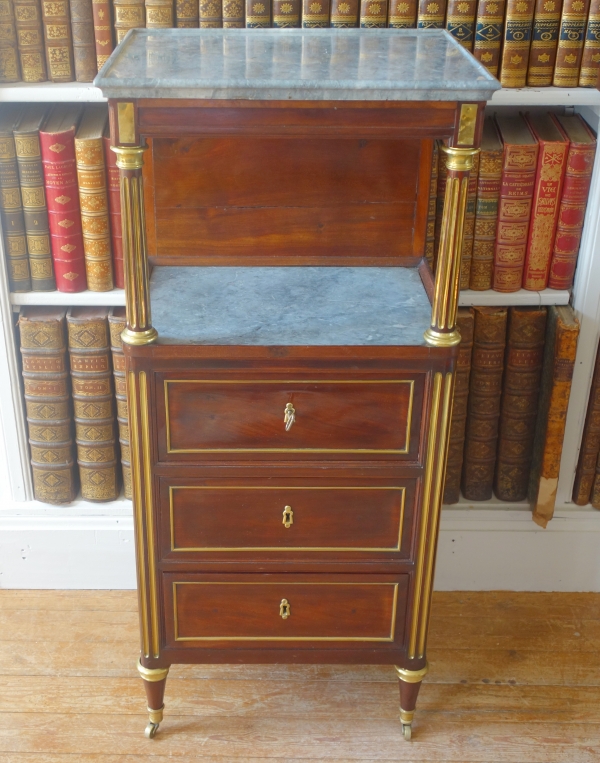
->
[[159, 376, 424, 460], [164, 573, 408, 647], [160, 480, 416, 559]]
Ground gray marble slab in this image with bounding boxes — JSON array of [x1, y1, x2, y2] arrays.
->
[[96, 29, 499, 102], [150, 266, 431, 346]]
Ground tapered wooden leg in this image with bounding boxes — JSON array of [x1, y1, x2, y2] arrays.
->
[[137, 659, 170, 738], [395, 664, 428, 741]]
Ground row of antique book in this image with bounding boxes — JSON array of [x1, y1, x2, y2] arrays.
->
[[573, 334, 600, 509], [1, 0, 600, 88], [428, 112, 597, 293], [0, 103, 121, 294]]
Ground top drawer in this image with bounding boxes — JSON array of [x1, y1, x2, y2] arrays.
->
[[157, 375, 425, 462]]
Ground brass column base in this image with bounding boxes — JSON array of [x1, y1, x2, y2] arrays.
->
[[122, 327, 159, 346], [423, 327, 462, 348]]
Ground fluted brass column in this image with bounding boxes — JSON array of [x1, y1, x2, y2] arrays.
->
[[111, 145, 157, 346], [424, 146, 479, 347]]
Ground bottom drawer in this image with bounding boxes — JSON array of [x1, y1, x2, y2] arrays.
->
[[163, 573, 408, 649]]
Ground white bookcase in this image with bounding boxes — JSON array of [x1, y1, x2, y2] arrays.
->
[[1, 83, 600, 590]]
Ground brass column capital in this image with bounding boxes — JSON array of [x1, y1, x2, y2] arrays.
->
[[111, 144, 148, 170], [395, 664, 429, 683], [440, 145, 479, 172], [137, 658, 169, 682]]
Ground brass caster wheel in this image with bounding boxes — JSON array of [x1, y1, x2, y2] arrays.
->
[[401, 723, 412, 741], [145, 722, 159, 739]]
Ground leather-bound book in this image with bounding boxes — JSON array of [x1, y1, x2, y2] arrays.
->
[[425, 140, 439, 270], [493, 115, 539, 293], [522, 113, 569, 291], [40, 104, 87, 293], [273, 0, 300, 25], [330, 0, 359, 25], [145, 0, 173, 27], [529, 306, 579, 526], [114, 0, 145, 43], [573, 339, 600, 504], [499, 0, 535, 87], [19, 307, 77, 504], [470, 117, 502, 291], [14, 105, 56, 292], [460, 150, 479, 289], [199, 0, 222, 25], [75, 104, 113, 292], [41, 0, 75, 82], [223, 0, 243, 25], [590, 453, 600, 509], [553, 0, 591, 86], [473, 0, 506, 77], [303, 0, 331, 26], [527, 0, 563, 86], [461, 306, 508, 501], [176, 0, 200, 25], [446, 0, 476, 50], [360, 0, 389, 26], [443, 307, 474, 504], [388, 0, 417, 26], [0, 104, 31, 292], [417, 0, 446, 26], [92, 0, 114, 69], [103, 124, 123, 289], [0, 0, 21, 82], [494, 307, 547, 502], [69, 0, 97, 81], [108, 307, 131, 499], [580, 0, 600, 85], [67, 307, 119, 501], [548, 114, 596, 290], [14, 0, 47, 82], [246, 0, 271, 26]]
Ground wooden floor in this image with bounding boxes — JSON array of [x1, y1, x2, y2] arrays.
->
[[0, 591, 599, 762]]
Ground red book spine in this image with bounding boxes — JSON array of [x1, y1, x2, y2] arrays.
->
[[39, 127, 88, 293], [548, 140, 596, 290], [103, 133, 123, 289]]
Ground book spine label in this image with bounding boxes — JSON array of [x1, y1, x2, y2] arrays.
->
[[527, 0, 563, 86], [14, 0, 47, 82], [330, 0, 359, 25], [460, 151, 479, 289], [273, 0, 300, 26], [0, 130, 31, 291], [103, 134, 124, 290], [109, 309, 131, 499], [579, 0, 600, 85], [75, 135, 114, 292], [91, 0, 113, 70], [176, 0, 200, 26], [41, 0, 75, 82], [446, 0, 477, 50], [493, 142, 539, 293], [360, 0, 388, 26], [473, 0, 506, 77], [548, 140, 596, 289], [69, 0, 97, 82], [417, 0, 446, 27], [553, 0, 591, 86], [573, 342, 600, 504], [471, 145, 502, 291], [246, 0, 272, 26], [223, 0, 244, 25], [388, 0, 417, 26], [303, 0, 331, 26], [425, 140, 439, 269], [145, 0, 174, 27], [499, 0, 535, 87], [113, 0, 145, 42], [0, 0, 21, 82]]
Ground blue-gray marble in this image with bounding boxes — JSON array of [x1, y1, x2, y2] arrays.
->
[[150, 266, 432, 346], [96, 29, 500, 102]]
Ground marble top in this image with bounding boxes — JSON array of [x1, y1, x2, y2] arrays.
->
[[95, 29, 499, 102], [150, 266, 431, 346]]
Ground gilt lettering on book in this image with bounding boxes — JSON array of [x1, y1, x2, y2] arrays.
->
[[446, 0, 476, 50], [0, 0, 21, 82], [176, 0, 200, 26], [145, 0, 174, 28], [388, 0, 417, 26], [527, 0, 563, 86], [302, 0, 332, 26], [92, 0, 114, 69], [108, 307, 131, 499], [499, 0, 535, 87], [113, 0, 145, 43], [70, 0, 97, 82], [580, 0, 600, 85], [417, 0, 446, 27], [41, 0, 75, 82], [473, 0, 506, 77], [553, 0, 591, 87], [246, 0, 272, 26], [360, 0, 389, 26], [273, 0, 301, 26], [14, 0, 47, 82], [573, 338, 600, 505], [330, 0, 360, 25]]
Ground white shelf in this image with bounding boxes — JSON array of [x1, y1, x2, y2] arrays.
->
[[458, 288, 570, 306], [10, 289, 125, 306], [490, 87, 600, 107], [0, 82, 105, 103]]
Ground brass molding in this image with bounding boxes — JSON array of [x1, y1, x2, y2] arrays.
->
[[148, 705, 164, 724], [395, 664, 429, 683], [121, 327, 158, 346], [117, 102, 136, 144], [111, 144, 147, 170], [423, 327, 462, 347], [137, 658, 169, 683], [441, 145, 480, 172], [399, 708, 415, 724], [456, 103, 478, 147]]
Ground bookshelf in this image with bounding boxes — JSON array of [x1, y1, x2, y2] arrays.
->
[[0, 80, 599, 590]]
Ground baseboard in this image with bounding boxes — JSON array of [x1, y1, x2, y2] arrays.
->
[[1, 505, 600, 590]]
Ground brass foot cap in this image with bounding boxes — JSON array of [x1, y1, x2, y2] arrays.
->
[[122, 327, 158, 346], [423, 327, 462, 347]]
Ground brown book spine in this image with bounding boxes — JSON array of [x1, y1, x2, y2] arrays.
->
[[553, 0, 591, 86], [67, 308, 119, 501], [446, 0, 477, 50], [14, 0, 48, 82], [0, 0, 21, 82], [69, 0, 97, 81], [573, 341, 600, 504], [246, 0, 271, 26], [461, 306, 508, 501], [360, 0, 388, 26], [103, 131, 123, 289], [471, 122, 502, 291], [302, 0, 331, 26], [527, 0, 563, 86], [425, 140, 439, 269], [443, 307, 474, 504], [199, 0, 222, 25], [460, 150, 479, 289], [330, 0, 359, 25], [113, 0, 145, 42], [388, 0, 417, 26], [19, 307, 77, 504], [580, 0, 600, 85], [176, 0, 200, 26], [499, 0, 535, 87], [145, 0, 174, 27], [41, 0, 75, 82], [91, 0, 113, 70], [529, 306, 580, 526], [273, 0, 300, 25], [417, 0, 446, 26], [494, 307, 547, 502], [108, 307, 131, 499], [473, 0, 507, 77], [223, 0, 243, 25]]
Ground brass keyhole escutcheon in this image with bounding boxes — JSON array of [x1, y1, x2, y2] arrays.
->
[[279, 599, 291, 619], [282, 506, 293, 528], [284, 402, 295, 431]]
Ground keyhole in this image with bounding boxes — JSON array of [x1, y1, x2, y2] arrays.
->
[[282, 506, 293, 528], [279, 598, 291, 619]]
